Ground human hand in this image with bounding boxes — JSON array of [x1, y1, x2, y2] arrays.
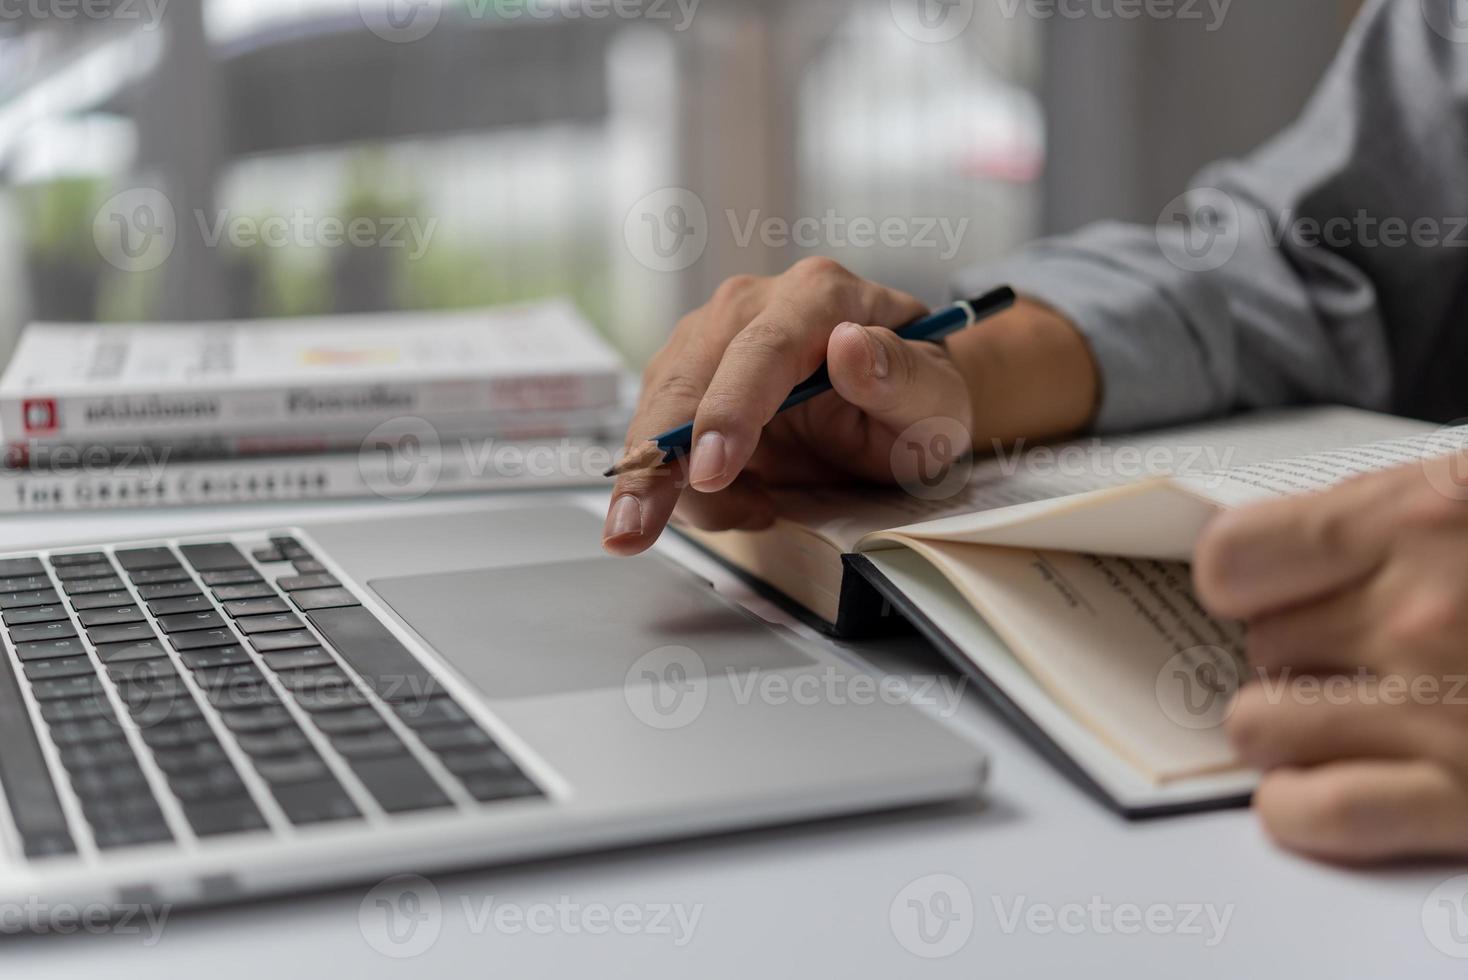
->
[[1195, 452, 1468, 862], [603, 257, 1098, 555]]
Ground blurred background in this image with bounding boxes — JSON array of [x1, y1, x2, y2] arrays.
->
[[0, 0, 1362, 368]]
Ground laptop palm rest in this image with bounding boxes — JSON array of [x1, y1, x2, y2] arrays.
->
[[370, 556, 812, 700]]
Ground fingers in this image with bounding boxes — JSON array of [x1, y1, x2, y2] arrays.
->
[[690, 260, 927, 492], [1243, 583, 1381, 673], [827, 325, 970, 433], [1254, 759, 1468, 862], [1227, 677, 1429, 771], [1194, 471, 1402, 619]]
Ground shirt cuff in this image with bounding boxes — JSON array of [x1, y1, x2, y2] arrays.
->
[[953, 236, 1234, 434]]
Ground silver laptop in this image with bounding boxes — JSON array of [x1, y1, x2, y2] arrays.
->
[[0, 501, 985, 912]]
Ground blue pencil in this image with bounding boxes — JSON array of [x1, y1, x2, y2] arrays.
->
[[605, 286, 1016, 476]]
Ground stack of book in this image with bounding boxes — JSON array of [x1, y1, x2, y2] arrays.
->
[[0, 300, 631, 512]]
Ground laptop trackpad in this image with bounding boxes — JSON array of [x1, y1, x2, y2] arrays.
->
[[370, 556, 813, 700]]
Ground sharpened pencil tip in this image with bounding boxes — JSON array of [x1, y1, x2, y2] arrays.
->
[[604, 440, 665, 478]]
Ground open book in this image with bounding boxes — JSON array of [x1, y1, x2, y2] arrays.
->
[[683, 407, 1455, 816]]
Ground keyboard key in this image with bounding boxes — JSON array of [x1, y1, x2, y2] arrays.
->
[[180, 543, 251, 572], [42, 697, 114, 725], [181, 799, 268, 837], [292, 560, 327, 575], [211, 583, 276, 602], [30, 675, 103, 701], [179, 646, 252, 670], [200, 570, 262, 587], [0, 640, 76, 855], [0, 557, 45, 577], [3, 604, 70, 626], [76, 605, 144, 628], [95, 638, 170, 663], [289, 587, 360, 612], [254, 753, 329, 785], [48, 552, 106, 567], [153, 741, 230, 775], [169, 628, 239, 652], [330, 730, 404, 759], [205, 684, 281, 711], [306, 607, 441, 704], [135, 581, 202, 601], [273, 666, 350, 692], [127, 692, 201, 727], [87, 622, 157, 646], [272, 537, 310, 559], [439, 750, 521, 778], [219, 706, 294, 734], [63, 577, 127, 596], [52, 562, 115, 581], [236, 728, 310, 757], [93, 822, 173, 849], [248, 630, 318, 653], [0, 589, 61, 610], [114, 547, 180, 571], [395, 697, 471, 729], [270, 779, 360, 825], [260, 647, 334, 671], [252, 546, 286, 564], [222, 596, 290, 618], [147, 594, 214, 616], [22, 656, 95, 681], [126, 566, 193, 586], [50, 717, 123, 746], [234, 612, 304, 635], [157, 610, 228, 634], [106, 659, 177, 685], [461, 774, 540, 803], [139, 719, 216, 750], [59, 740, 135, 770], [278, 573, 339, 592], [349, 755, 452, 814], [194, 663, 266, 688], [417, 725, 495, 753], [7, 620, 78, 644], [69, 765, 149, 799], [0, 575, 55, 593], [293, 686, 372, 713], [15, 636, 87, 662], [169, 768, 248, 803], [69, 590, 139, 610], [81, 794, 165, 825], [310, 707, 387, 736]]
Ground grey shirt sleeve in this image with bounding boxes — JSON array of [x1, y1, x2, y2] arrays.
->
[[956, 0, 1468, 433]]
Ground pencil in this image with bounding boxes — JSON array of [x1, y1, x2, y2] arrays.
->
[[605, 286, 1016, 477]]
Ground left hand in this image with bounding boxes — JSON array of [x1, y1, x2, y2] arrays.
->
[[1194, 450, 1468, 863]]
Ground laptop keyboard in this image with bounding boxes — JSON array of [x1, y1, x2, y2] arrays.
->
[[0, 536, 541, 859]]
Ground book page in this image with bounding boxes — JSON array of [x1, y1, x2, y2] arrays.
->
[[785, 406, 1426, 553], [886, 538, 1246, 782]]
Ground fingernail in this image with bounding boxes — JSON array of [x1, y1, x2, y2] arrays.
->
[[603, 495, 643, 541], [689, 431, 727, 489]]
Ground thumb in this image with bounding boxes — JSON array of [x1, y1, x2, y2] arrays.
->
[[826, 322, 971, 437]]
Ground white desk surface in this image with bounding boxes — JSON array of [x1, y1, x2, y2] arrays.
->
[[1, 491, 1460, 978]]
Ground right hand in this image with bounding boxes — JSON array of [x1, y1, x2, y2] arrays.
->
[[602, 257, 1099, 555]]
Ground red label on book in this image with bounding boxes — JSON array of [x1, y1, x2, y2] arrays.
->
[[22, 399, 58, 435]]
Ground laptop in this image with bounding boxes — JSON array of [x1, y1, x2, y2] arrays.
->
[[0, 501, 986, 912]]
